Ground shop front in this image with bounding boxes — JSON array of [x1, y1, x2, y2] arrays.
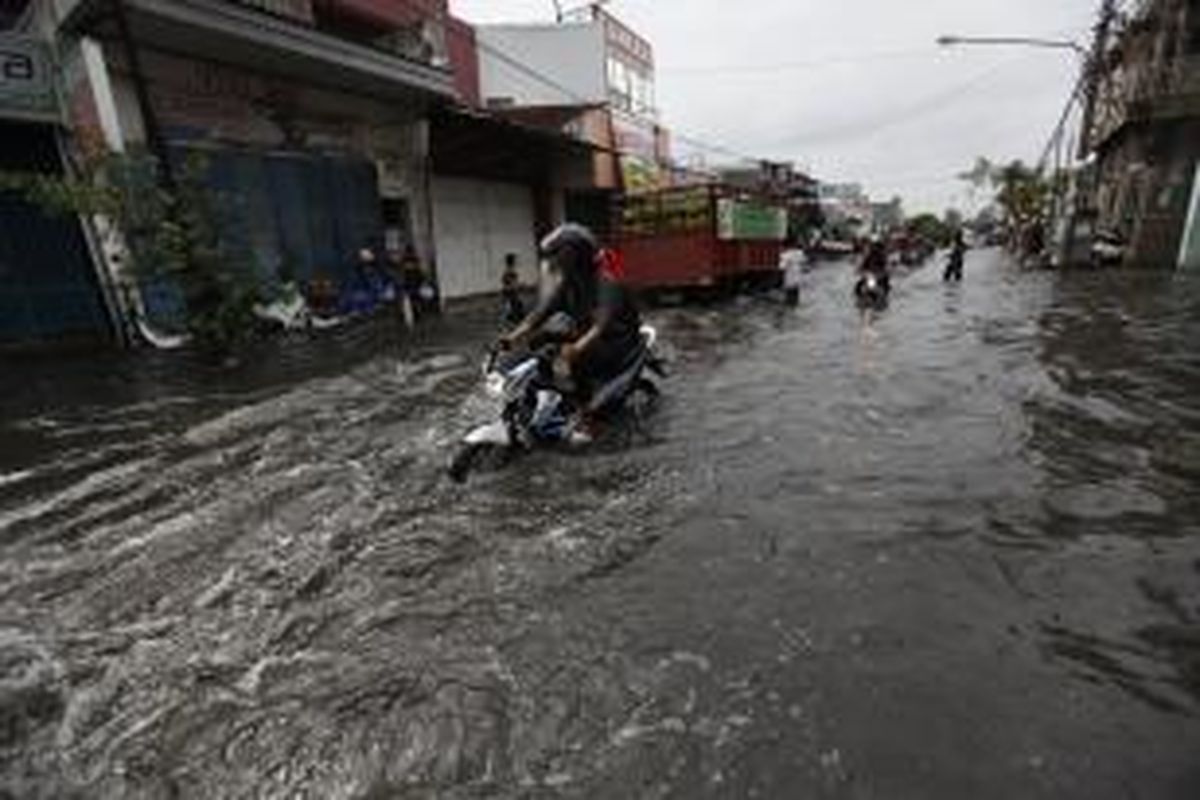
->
[[56, 0, 455, 332]]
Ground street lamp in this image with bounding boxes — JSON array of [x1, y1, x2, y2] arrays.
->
[[936, 33, 1093, 266], [936, 35, 1087, 57]]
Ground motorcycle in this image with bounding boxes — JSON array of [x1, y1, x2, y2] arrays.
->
[[448, 317, 665, 483], [1091, 229, 1126, 268], [854, 272, 889, 309]]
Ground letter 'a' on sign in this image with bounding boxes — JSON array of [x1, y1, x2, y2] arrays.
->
[[1, 51, 34, 81], [0, 34, 55, 118]]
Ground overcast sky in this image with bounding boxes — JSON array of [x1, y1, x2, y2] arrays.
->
[[450, 0, 1098, 213]]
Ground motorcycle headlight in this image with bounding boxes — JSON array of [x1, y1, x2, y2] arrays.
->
[[486, 373, 507, 399]]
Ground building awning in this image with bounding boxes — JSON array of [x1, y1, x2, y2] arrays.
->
[[58, 0, 456, 103], [431, 105, 599, 185]]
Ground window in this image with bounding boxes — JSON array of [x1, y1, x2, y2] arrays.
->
[[608, 56, 655, 115], [607, 57, 632, 111]]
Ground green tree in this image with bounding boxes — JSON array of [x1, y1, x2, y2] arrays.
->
[[993, 160, 1050, 232], [1, 147, 262, 352], [958, 157, 1055, 249], [907, 212, 951, 246]]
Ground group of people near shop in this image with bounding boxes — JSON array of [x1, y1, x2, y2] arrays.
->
[[301, 245, 438, 325]]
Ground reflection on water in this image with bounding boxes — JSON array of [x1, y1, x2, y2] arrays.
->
[[0, 254, 1198, 797]]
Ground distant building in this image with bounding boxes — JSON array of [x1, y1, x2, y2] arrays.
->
[[870, 198, 904, 234], [1087, 0, 1200, 268], [818, 183, 873, 239]]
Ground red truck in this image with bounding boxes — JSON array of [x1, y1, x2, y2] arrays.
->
[[614, 185, 789, 294]]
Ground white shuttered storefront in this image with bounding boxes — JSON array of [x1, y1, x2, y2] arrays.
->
[[433, 177, 539, 299]]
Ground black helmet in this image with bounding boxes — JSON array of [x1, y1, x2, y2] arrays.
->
[[539, 223, 598, 258]]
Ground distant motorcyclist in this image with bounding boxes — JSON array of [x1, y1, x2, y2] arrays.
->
[[856, 238, 891, 298], [500, 223, 643, 409]]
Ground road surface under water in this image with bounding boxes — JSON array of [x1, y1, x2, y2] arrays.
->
[[1, 250, 1198, 799]]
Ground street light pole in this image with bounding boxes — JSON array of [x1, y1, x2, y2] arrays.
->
[[935, 29, 1099, 266], [936, 35, 1087, 56], [1062, 0, 1118, 267]]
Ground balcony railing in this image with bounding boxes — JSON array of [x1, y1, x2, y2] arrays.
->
[[1092, 53, 1200, 147], [230, 0, 448, 66]]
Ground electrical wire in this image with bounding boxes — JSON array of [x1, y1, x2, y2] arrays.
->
[[661, 48, 937, 76], [754, 54, 1025, 152]]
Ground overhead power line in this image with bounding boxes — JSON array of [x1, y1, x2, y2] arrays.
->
[[755, 55, 1023, 152], [660, 27, 1098, 76], [661, 48, 936, 76]]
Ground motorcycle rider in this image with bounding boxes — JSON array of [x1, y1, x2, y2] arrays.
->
[[856, 238, 891, 298], [499, 224, 644, 436]]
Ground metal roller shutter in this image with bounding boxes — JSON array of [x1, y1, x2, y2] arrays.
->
[[433, 176, 537, 299]]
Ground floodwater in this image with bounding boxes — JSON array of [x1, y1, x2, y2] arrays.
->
[[1, 250, 1198, 799]]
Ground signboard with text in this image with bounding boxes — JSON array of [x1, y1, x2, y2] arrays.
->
[[717, 199, 787, 242], [0, 34, 56, 120]]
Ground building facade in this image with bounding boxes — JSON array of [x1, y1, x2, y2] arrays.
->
[[53, 0, 457, 332], [1, 0, 115, 344], [1087, 0, 1200, 268], [818, 182, 873, 240], [475, 6, 673, 203]]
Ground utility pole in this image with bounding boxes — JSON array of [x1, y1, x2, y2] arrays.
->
[[1077, 0, 1118, 160], [111, 0, 175, 188], [1062, 0, 1118, 265]]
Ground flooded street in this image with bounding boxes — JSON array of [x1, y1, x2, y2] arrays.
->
[[2, 249, 1199, 798]]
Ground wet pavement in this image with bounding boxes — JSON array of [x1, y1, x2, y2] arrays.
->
[[1, 249, 1199, 799]]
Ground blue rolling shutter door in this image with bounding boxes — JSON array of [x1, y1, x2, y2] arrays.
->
[[328, 157, 383, 267], [138, 150, 382, 319], [267, 154, 317, 282]]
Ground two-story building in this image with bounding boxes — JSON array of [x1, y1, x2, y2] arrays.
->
[[1087, 0, 1200, 268], [52, 0, 459, 329], [474, 5, 673, 236]]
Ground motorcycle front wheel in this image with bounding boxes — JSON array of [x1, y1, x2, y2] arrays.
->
[[447, 444, 482, 484], [625, 378, 662, 436]]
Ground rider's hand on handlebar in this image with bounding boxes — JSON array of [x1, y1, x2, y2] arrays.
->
[[560, 342, 580, 365]]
